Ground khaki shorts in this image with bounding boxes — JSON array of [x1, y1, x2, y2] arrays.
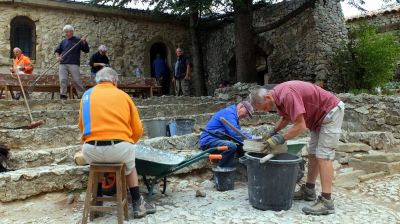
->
[[82, 141, 136, 175], [308, 102, 345, 160]]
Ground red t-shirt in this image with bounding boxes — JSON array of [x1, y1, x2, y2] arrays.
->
[[270, 81, 340, 131]]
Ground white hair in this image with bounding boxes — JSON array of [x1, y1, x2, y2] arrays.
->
[[249, 88, 269, 106], [98, 45, 108, 52], [95, 67, 118, 84], [13, 47, 22, 53], [63, 25, 74, 32]]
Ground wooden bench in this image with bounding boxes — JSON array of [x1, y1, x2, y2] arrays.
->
[[0, 73, 162, 99]]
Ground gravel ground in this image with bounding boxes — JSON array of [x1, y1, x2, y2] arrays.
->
[[1, 174, 399, 224]]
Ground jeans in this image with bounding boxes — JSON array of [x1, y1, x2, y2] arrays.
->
[[201, 140, 237, 167]]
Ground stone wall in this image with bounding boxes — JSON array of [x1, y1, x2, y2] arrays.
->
[[0, 0, 191, 76], [201, 0, 348, 94], [214, 82, 400, 140]]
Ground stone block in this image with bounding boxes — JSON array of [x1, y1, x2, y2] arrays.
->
[[356, 153, 400, 163], [337, 142, 371, 153], [334, 170, 366, 189], [345, 132, 397, 150], [349, 158, 400, 174], [358, 171, 386, 182]]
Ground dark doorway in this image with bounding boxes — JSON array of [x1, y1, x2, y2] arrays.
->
[[227, 55, 237, 84], [10, 16, 36, 59], [255, 46, 268, 85], [150, 42, 168, 77]]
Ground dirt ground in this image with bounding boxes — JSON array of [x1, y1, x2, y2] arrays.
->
[[1, 173, 399, 224]]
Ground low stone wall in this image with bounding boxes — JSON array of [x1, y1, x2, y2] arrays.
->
[[340, 94, 400, 139]]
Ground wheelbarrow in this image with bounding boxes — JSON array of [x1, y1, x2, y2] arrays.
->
[[134, 144, 228, 201]]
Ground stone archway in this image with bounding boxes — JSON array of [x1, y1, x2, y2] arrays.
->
[[144, 36, 175, 78], [10, 16, 36, 60], [149, 42, 167, 77]]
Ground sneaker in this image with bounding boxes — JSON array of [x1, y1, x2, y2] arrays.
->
[[302, 196, 335, 215], [132, 196, 156, 218], [293, 184, 316, 201]]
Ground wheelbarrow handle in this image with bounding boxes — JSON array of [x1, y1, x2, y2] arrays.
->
[[217, 146, 229, 151], [209, 154, 222, 161]]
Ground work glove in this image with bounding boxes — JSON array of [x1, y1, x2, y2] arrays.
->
[[263, 134, 285, 153], [262, 129, 277, 142]]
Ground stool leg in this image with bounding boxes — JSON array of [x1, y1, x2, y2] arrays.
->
[[81, 169, 95, 224], [116, 168, 124, 224], [122, 168, 128, 221], [90, 172, 100, 221]]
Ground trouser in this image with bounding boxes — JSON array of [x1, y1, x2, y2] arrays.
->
[[59, 64, 85, 97], [201, 140, 237, 167], [174, 78, 190, 96]]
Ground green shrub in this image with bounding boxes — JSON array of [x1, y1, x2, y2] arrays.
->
[[335, 22, 400, 91]]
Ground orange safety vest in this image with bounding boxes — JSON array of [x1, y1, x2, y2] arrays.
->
[[13, 54, 33, 75]]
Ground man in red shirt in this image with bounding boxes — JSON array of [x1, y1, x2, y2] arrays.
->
[[249, 81, 345, 215]]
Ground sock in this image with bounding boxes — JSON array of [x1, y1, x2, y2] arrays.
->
[[129, 186, 141, 202], [97, 183, 103, 197], [321, 192, 331, 200], [305, 182, 315, 189]]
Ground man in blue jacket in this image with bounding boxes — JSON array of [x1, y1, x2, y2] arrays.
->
[[55, 24, 90, 99], [200, 101, 254, 167]]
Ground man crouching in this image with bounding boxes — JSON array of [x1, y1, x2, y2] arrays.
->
[[79, 67, 155, 218]]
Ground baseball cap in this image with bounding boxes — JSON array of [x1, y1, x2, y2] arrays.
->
[[241, 101, 253, 118]]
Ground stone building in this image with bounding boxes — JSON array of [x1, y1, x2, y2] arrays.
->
[[0, 0, 348, 94], [0, 0, 191, 77]]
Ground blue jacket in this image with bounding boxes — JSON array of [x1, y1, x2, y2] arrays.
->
[[199, 105, 252, 146], [152, 58, 167, 78], [55, 36, 89, 65]]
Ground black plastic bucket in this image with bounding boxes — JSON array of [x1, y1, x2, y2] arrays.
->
[[212, 167, 236, 191], [239, 153, 301, 211]]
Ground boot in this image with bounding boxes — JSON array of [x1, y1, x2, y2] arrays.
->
[[302, 196, 335, 215], [132, 195, 156, 218], [293, 184, 316, 201]]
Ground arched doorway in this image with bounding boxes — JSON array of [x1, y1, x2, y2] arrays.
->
[[10, 16, 36, 59], [150, 42, 168, 77]]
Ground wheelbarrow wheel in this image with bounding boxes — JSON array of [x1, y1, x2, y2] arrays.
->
[[161, 177, 167, 194], [142, 175, 151, 192], [102, 173, 116, 196]]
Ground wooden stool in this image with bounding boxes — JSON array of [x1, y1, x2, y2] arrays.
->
[[82, 163, 128, 224]]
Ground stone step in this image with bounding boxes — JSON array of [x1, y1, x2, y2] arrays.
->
[[4, 124, 276, 170], [0, 102, 229, 128], [7, 145, 81, 170], [0, 96, 230, 112], [1, 111, 277, 149], [0, 165, 89, 202]]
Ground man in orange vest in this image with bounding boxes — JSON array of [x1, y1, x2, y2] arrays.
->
[[10, 47, 33, 75], [9, 47, 33, 99]]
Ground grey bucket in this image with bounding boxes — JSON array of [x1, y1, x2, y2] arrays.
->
[[143, 119, 169, 138], [212, 167, 236, 191], [175, 118, 196, 136]]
